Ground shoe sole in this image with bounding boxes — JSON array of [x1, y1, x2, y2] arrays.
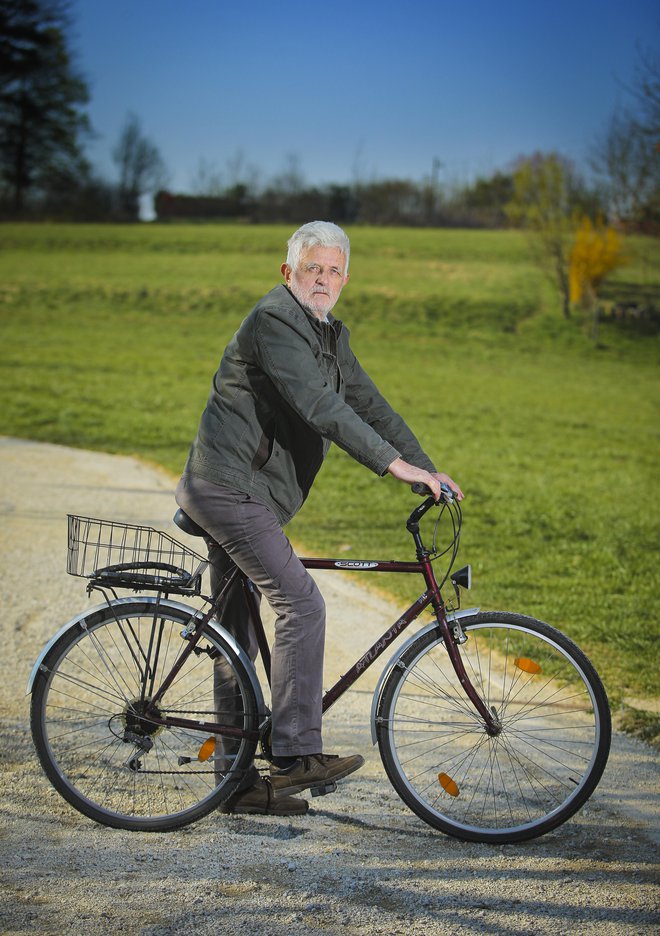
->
[[271, 756, 365, 798]]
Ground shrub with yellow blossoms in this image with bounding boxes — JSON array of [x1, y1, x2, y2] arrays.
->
[[569, 216, 627, 308]]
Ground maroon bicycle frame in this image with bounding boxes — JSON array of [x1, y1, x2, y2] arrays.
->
[[301, 556, 499, 732], [153, 506, 500, 739], [301, 556, 433, 710]]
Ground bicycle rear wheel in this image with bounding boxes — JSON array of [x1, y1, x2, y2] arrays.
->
[[376, 611, 610, 843], [31, 598, 259, 831]]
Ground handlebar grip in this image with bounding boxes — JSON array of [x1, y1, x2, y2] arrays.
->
[[411, 481, 455, 502], [411, 482, 431, 496]]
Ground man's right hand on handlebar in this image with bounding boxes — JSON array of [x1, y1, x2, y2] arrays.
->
[[386, 458, 464, 502]]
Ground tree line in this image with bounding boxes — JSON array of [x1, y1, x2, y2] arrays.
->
[[155, 170, 515, 228], [1, 0, 658, 234]]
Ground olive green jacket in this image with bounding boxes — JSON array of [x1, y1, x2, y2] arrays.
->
[[183, 285, 435, 524]]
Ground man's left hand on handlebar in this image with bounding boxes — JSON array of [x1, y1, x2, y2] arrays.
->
[[386, 458, 464, 502], [431, 471, 464, 502]]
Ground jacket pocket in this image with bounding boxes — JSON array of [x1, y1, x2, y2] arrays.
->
[[251, 425, 274, 471], [321, 350, 341, 393]]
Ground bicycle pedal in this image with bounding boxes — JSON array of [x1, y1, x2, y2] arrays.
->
[[310, 781, 337, 797]]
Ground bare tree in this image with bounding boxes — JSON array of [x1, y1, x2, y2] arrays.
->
[[507, 153, 577, 318], [189, 157, 224, 196], [590, 46, 660, 229], [112, 112, 168, 220], [629, 45, 660, 140], [591, 110, 658, 225], [225, 148, 260, 194], [269, 153, 305, 195]]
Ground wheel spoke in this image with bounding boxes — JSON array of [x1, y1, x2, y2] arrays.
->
[[31, 600, 258, 830]]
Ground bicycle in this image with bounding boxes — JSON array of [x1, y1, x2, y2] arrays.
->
[[28, 487, 611, 843]]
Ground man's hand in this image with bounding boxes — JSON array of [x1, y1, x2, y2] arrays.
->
[[431, 471, 464, 501], [387, 459, 464, 502]]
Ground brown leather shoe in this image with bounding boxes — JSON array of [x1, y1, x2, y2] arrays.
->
[[270, 753, 365, 797], [220, 777, 309, 816]]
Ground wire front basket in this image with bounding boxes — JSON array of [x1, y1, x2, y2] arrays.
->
[[67, 515, 208, 595]]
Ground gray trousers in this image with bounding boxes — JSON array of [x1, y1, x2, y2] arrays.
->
[[175, 474, 326, 757]]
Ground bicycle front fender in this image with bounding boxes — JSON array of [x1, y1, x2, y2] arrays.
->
[[369, 607, 480, 744], [26, 597, 266, 718]]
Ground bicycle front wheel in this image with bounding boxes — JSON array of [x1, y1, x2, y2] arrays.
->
[[31, 598, 259, 831], [376, 612, 611, 843]]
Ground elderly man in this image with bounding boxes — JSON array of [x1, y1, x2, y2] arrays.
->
[[176, 221, 463, 816]]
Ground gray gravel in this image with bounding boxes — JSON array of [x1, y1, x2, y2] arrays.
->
[[0, 437, 658, 936]]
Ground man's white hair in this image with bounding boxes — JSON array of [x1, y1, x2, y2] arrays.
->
[[286, 221, 350, 275]]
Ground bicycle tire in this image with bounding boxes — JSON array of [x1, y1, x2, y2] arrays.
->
[[31, 599, 259, 831], [376, 611, 611, 843]]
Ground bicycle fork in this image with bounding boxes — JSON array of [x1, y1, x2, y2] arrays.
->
[[433, 605, 502, 736], [404, 499, 502, 737], [420, 554, 502, 737]]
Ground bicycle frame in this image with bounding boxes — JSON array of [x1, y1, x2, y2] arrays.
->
[[146, 496, 500, 740], [297, 558, 497, 732], [301, 557, 457, 707]]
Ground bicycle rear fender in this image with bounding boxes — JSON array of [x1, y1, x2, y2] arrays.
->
[[369, 608, 480, 744], [26, 596, 265, 716]]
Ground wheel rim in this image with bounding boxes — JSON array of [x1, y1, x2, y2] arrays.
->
[[383, 621, 606, 838]]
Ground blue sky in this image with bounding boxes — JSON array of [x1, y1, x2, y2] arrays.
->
[[75, 0, 659, 195]]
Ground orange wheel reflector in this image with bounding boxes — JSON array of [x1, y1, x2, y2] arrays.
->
[[198, 737, 216, 762], [438, 772, 459, 797], [514, 657, 542, 674]]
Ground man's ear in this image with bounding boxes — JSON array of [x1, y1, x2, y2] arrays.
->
[[280, 262, 291, 282]]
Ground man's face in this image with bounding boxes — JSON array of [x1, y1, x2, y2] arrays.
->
[[281, 246, 349, 319]]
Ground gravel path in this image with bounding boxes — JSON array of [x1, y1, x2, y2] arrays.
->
[[0, 437, 658, 936]]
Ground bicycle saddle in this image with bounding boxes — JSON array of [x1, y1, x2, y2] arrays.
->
[[173, 508, 207, 538]]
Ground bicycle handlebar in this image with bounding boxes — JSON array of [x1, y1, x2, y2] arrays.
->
[[407, 482, 460, 544], [411, 481, 455, 503]]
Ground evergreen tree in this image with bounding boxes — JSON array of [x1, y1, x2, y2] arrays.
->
[[0, 0, 90, 213]]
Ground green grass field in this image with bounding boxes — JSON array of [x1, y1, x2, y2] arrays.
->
[[1, 222, 658, 731]]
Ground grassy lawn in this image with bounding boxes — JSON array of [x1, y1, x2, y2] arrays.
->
[[1, 222, 658, 729]]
